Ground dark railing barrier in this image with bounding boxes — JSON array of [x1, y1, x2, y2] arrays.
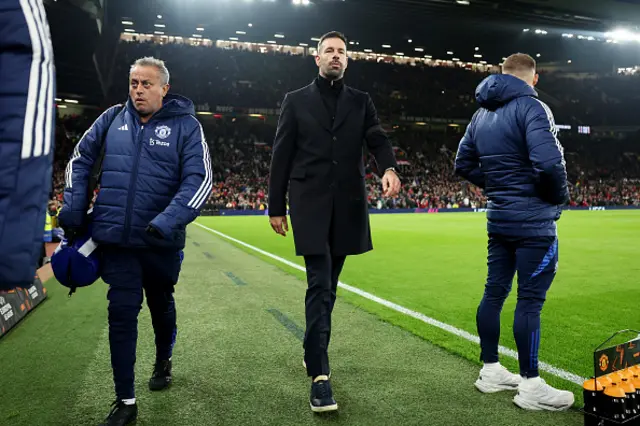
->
[[199, 205, 640, 217]]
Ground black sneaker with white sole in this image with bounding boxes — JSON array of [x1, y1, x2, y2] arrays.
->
[[99, 400, 137, 426], [310, 379, 338, 413], [149, 359, 172, 391]]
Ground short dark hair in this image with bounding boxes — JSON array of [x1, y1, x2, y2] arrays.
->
[[317, 31, 347, 52], [502, 53, 536, 74]]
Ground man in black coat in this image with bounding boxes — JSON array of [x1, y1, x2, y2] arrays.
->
[[268, 31, 400, 413]]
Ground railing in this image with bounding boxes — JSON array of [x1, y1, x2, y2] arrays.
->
[[200, 205, 640, 217]]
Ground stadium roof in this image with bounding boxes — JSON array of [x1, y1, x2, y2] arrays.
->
[[102, 0, 640, 65], [46, 0, 640, 105]]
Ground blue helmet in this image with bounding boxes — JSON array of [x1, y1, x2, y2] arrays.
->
[[51, 232, 101, 296]]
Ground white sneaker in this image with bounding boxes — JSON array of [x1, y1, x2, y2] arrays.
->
[[513, 377, 575, 411], [474, 363, 521, 393]]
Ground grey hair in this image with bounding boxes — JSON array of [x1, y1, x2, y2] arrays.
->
[[130, 57, 170, 85]]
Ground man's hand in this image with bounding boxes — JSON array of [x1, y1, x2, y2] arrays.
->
[[62, 226, 84, 244], [382, 169, 401, 197], [146, 224, 164, 239], [269, 216, 289, 237]]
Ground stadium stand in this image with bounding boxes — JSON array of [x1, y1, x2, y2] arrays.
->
[[50, 41, 640, 212], [107, 41, 640, 126]]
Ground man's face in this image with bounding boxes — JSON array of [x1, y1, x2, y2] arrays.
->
[[129, 65, 169, 117], [315, 37, 348, 80]]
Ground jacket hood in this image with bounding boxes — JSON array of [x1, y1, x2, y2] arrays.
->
[[126, 93, 196, 119], [475, 74, 538, 111]]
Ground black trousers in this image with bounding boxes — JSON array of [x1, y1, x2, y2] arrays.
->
[[303, 249, 347, 378], [101, 246, 181, 399]]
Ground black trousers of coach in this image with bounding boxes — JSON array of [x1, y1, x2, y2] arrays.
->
[[303, 248, 347, 378], [101, 246, 181, 400]]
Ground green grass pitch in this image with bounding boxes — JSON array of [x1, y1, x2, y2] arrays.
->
[[200, 210, 640, 380], [1, 210, 638, 425]]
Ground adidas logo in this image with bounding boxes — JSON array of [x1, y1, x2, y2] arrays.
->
[[118, 124, 129, 131]]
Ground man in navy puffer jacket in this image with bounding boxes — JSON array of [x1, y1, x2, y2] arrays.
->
[[59, 57, 212, 426], [455, 53, 573, 411]]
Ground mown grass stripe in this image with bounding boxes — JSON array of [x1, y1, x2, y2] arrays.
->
[[225, 272, 247, 286], [267, 308, 304, 341]]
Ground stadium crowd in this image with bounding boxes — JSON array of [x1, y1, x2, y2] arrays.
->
[[108, 41, 483, 123], [540, 73, 640, 127], [108, 40, 640, 126], [51, 114, 640, 212], [49, 40, 640, 212]]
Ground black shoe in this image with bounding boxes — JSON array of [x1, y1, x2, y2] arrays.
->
[[310, 378, 338, 413], [99, 400, 137, 426], [149, 359, 172, 391]]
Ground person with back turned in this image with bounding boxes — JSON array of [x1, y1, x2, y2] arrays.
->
[[455, 53, 574, 411], [268, 31, 401, 413]]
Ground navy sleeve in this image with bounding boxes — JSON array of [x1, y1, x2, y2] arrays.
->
[[524, 99, 570, 205], [150, 116, 212, 238], [454, 112, 485, 189], [268, 93, 297, 217], [58, 105, 122, 229]]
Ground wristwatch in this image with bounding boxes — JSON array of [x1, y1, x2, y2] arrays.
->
[[385, 167, 396, 173]]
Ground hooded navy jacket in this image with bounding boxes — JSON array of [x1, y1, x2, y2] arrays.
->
[[59, 94, 212, 249], [455, 74, 569, 237]]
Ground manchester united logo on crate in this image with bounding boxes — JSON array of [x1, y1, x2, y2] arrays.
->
[[582, 330, 640, 426], [600, 354, 610, 372]]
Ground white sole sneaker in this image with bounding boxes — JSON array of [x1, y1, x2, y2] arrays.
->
[[513, 393, 573, 411], [475, 378, 519, 393], [310, 402, 338, 413], [474, 364, 521, 393], [513, 378, 575, 412]]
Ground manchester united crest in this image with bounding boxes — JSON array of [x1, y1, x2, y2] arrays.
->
[[599, 354, 609, 372], [155, 125, 171, 139]]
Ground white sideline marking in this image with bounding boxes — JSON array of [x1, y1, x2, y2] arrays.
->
[[193, 221, 585, 386]]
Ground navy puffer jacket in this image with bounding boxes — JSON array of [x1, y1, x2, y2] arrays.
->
[[455, 74, 569, 237], [59, 94, 212, 249]]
